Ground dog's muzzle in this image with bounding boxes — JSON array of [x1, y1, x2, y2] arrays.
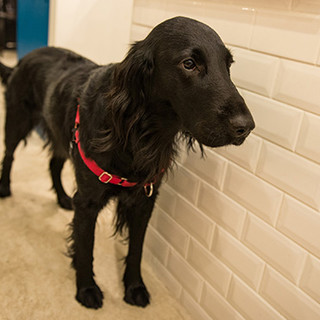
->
[[229, 114, 255, 144]]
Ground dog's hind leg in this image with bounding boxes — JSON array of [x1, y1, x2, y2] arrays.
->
[[0, 107, 34, 197], [49, 156, 72, 210], [118, 189, 158, 307]]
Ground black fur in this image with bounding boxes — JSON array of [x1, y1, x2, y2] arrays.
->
[[0, 17, 254, 309]]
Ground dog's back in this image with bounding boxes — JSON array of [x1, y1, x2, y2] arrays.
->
[[0, 47, 99, 200], [1, 47, 98, 155], [3, 47, 96, 111]]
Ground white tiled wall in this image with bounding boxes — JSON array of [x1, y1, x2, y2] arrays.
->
[[49, 0, 133, 64], [131, 0, 320, 319]]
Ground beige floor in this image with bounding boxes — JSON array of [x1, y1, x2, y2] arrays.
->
[[0, 51, 191, 320]]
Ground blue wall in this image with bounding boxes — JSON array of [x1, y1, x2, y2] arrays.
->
[[17, 0, 49, 59]]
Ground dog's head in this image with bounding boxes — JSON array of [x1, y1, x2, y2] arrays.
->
[[114, 16, 255, 148]]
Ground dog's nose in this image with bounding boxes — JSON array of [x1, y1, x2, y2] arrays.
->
[[229, 114, 255, 138]]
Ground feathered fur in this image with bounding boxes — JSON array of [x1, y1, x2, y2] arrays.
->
[[0, 16, 254, 310]]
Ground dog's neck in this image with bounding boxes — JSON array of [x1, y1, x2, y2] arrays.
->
[[127, 99, 181, 183], [79, 96, 181, 185]]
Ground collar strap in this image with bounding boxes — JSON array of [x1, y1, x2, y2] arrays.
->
[[73, 103, 154, 196]]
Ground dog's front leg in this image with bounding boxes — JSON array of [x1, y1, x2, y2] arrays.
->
[[118, 188, 158, 307], [70, 191, 105, 309]]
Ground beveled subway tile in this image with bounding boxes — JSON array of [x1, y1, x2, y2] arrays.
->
[[251, 11, 320, 63], [201, 283, 245, 320], [204, 0, 291, 10], [211, 227, 265, 290], [144, 248, 182, 298], [156, 185, 177, 216], [167, 250, 203, 301], [230, 47, 280, 96], [174, 196, 215, 248], [132, 0, 167, 27], [292, 0, 320, 14], [243, 213, 307, 283], [261, 266, 320, 320], [180, 290, 212, 320], [152, 208, 189, 256], [296, 112, 320, 164], [256, 141, 320, 210], [198, 183, 246, 239], [187, 238, 232, 296], [182, 148, 227, 189], [145, 226, 170, 264], [300, 255, 320, 304], [228, 276, 286, 320], [277, 195, 320, 259], [164, 0, 205, 21], [215, 134, 262, 172], [198, 3, 255, 47], [223, 163, 283, 225], [242, 91, 303, 150], [273, 60, 320, 115], [166, 165, 200, 204], [130, 23, 151, 42]]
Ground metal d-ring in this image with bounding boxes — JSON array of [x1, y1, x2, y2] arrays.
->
[[144, 183, 154, 197]]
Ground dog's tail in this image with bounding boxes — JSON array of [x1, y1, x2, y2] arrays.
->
[[0, 62, 13, 85]]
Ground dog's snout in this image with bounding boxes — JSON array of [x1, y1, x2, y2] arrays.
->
[[229, 114, 255, 138]]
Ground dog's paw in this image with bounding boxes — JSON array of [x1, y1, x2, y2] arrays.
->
[[58, 195, 73, 210], [0, 184, 11, 198], [76, 285, 104, 309], [124, 282, 150, 307]]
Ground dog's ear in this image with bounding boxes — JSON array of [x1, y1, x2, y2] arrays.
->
[[116, 40, 154, 102], [108, 40, 154, 147]]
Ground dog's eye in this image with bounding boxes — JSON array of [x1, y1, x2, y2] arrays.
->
[[183, 59, 196, 71]]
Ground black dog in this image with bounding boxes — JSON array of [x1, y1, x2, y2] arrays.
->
[[0, 17, 254, 309]]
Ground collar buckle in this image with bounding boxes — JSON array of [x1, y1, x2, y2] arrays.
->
[[99, 172, 113, 184]]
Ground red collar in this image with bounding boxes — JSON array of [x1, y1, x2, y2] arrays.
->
[[73, 103, 154, 197]]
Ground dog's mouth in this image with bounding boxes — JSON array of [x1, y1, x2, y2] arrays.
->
[[184, 129, 250, 149], [191, 133, 234, 148], [232, 136, 247, 146], [231, 130, 251, 146], [182, 113, 254, 149]]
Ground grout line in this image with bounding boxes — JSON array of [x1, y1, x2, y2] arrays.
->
[[239, 211, 249, 242], [269, 58, 281, 98], [131, 21, 154, 29], [219, 160, 228, 192], [209, 222, 216, 251], [226, 42, 320, 67], [240, 86, 320, 119], [273, 192, 285, 228], [253, 136, 263, 175], [194, 179, 201, 208], [256, 262, 267, 294], [184, 235, 191, 260], [296, 253, 308, 286], [247, 5, 257, 49], [197, 281, 205, 304], [225, 273, 233, 300], [224, 158, 319, 219], [292, 111, 305, 153]]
